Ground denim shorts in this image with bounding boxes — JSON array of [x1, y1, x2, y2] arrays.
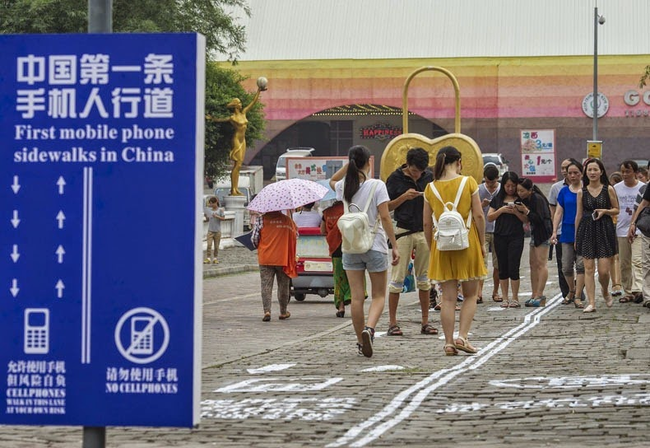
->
[[342, 250, 388, 272], [530, 234, 551, 247]]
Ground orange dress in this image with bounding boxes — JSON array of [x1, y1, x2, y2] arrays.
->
[[424, 176, 487, 283]]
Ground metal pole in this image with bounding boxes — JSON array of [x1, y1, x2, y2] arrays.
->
[[593, 6, 598, 142], [88, 0, 112, 33], [84, 2, 111, 447], [83, 427, 106, 448]]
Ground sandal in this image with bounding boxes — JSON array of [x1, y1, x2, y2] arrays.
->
[[509, 300, 521, 308], [454, 336, 478, 354], [492, 292, 503, 302], [262, 312, 271, 322], [604, 295, 613, 308], [279, 311, 291, 320], [500, 300, 510, 308], [562, 291, 576, 305], [611, 284, 623, 297], [477, 295, 483, 304], [420, 324, 438, 335], [619, 295, 635, 303], [444, 344, 458, 356], [573, 297, 584, 309], [336, 309, 345, 318], [387, 324, 403, 336], [583, 304, 596, 313]]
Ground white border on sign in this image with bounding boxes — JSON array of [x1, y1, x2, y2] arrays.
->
[[194, 33, 206, 426]]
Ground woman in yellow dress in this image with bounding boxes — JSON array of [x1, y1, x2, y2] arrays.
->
[[423, 146, 487, 356]]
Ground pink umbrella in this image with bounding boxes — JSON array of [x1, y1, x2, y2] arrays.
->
[[247, 178, 330, 213]]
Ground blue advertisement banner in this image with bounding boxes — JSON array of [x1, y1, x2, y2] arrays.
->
[[0, 33, 205, 427]]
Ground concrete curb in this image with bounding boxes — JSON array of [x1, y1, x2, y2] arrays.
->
[[203, 264, 259, 279]]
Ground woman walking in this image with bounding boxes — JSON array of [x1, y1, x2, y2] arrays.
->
[[320, 200, 351, 317], [550, 160, 586, 308], [575, 158, 619, 313], [516, 178, 553, 307], [423, 146, 486, 356], [487, 172, 527, 308], [330, 145, 400, 357]]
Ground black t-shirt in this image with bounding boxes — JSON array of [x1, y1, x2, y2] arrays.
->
[[386, 165, 434, 231], [489, 195, 525, 237]]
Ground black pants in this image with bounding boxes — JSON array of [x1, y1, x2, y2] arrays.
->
[[552, 243, 570, 298], [494, 234, 524, 280]]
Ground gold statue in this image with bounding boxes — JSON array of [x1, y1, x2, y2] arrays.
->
[[207, 77, 267, 196]]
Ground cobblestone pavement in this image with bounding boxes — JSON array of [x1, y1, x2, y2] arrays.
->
[[2, 242, 649, 448]]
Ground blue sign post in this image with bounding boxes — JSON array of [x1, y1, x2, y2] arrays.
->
[[0, 33, 205, 427]]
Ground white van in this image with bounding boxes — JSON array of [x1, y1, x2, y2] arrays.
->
[[275, 147, 314, 181]]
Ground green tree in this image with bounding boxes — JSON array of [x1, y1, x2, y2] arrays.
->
[[1, 0, 250, 58], [1, 0, 265, 178], [640, 65, 650, 88]]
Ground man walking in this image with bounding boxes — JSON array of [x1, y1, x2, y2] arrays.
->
[[386, 148, 437, 336], [548, 158, 573, 300], [614, 160, 645, 304]]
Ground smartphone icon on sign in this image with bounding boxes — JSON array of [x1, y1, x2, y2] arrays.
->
[[24, 309, 50, 354], [131, 317, 155, 355]]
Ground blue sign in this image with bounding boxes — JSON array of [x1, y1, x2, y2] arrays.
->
[[0, 33, 205, 427]]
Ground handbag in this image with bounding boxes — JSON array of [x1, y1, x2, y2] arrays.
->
[[636, 206, 650, 237]]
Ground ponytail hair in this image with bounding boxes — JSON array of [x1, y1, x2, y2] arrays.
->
[[433, 146, 462, 180], [344, 145, 371, 203]]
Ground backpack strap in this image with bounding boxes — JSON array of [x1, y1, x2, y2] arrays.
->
[[427, 177, 472, 229]]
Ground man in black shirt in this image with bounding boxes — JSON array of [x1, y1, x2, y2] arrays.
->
[[386, 148, 437, 336]]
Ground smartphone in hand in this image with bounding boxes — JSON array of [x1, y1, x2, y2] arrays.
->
[[592, 210, 599, 220]]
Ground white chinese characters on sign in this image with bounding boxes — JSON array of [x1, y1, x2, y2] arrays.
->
[[15, 54, 174, 119]]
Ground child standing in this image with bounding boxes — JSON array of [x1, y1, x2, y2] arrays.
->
[[204, 197, 225, 264]]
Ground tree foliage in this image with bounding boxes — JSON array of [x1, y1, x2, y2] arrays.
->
[[0, 0, 264, 178], [1, 0, 250, 59], [640, 65, 650, 88]]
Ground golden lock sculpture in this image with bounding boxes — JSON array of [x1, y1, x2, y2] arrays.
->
[[380, 67, 483, 183]]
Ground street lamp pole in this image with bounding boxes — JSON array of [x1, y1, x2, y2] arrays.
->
[[593, 6, 599, 141]]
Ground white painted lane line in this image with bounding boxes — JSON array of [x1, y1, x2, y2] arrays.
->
[[361, 365, 405, 372], [327, 293, 563, 448], [247, 363, 296, 374]]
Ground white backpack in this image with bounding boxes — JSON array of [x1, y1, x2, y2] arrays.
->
[[427, 177, 472, 251], [337, 181, 379, 254]]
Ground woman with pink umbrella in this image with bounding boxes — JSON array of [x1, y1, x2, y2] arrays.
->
[[249, 179, 329, 321]]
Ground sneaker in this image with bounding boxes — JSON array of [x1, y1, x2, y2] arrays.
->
[[361, 327, 374, 358], [212, 259, 219, 264], [203, 258, 211, 264]]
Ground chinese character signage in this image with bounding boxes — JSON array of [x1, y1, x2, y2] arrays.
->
[[520, 129, 556, 182], [286, 156, 375, 181], [0, 33, 205, 427]]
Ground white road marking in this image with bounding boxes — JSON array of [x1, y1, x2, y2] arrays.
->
[[361, 365, 405, 372], [327, 293, 563, 448], [247, 363, 296, 374], [215, 377, 343, 393]]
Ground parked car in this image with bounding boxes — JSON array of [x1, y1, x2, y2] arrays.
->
[[482, 153, 509, 177], [275, 147, 314, 181]]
